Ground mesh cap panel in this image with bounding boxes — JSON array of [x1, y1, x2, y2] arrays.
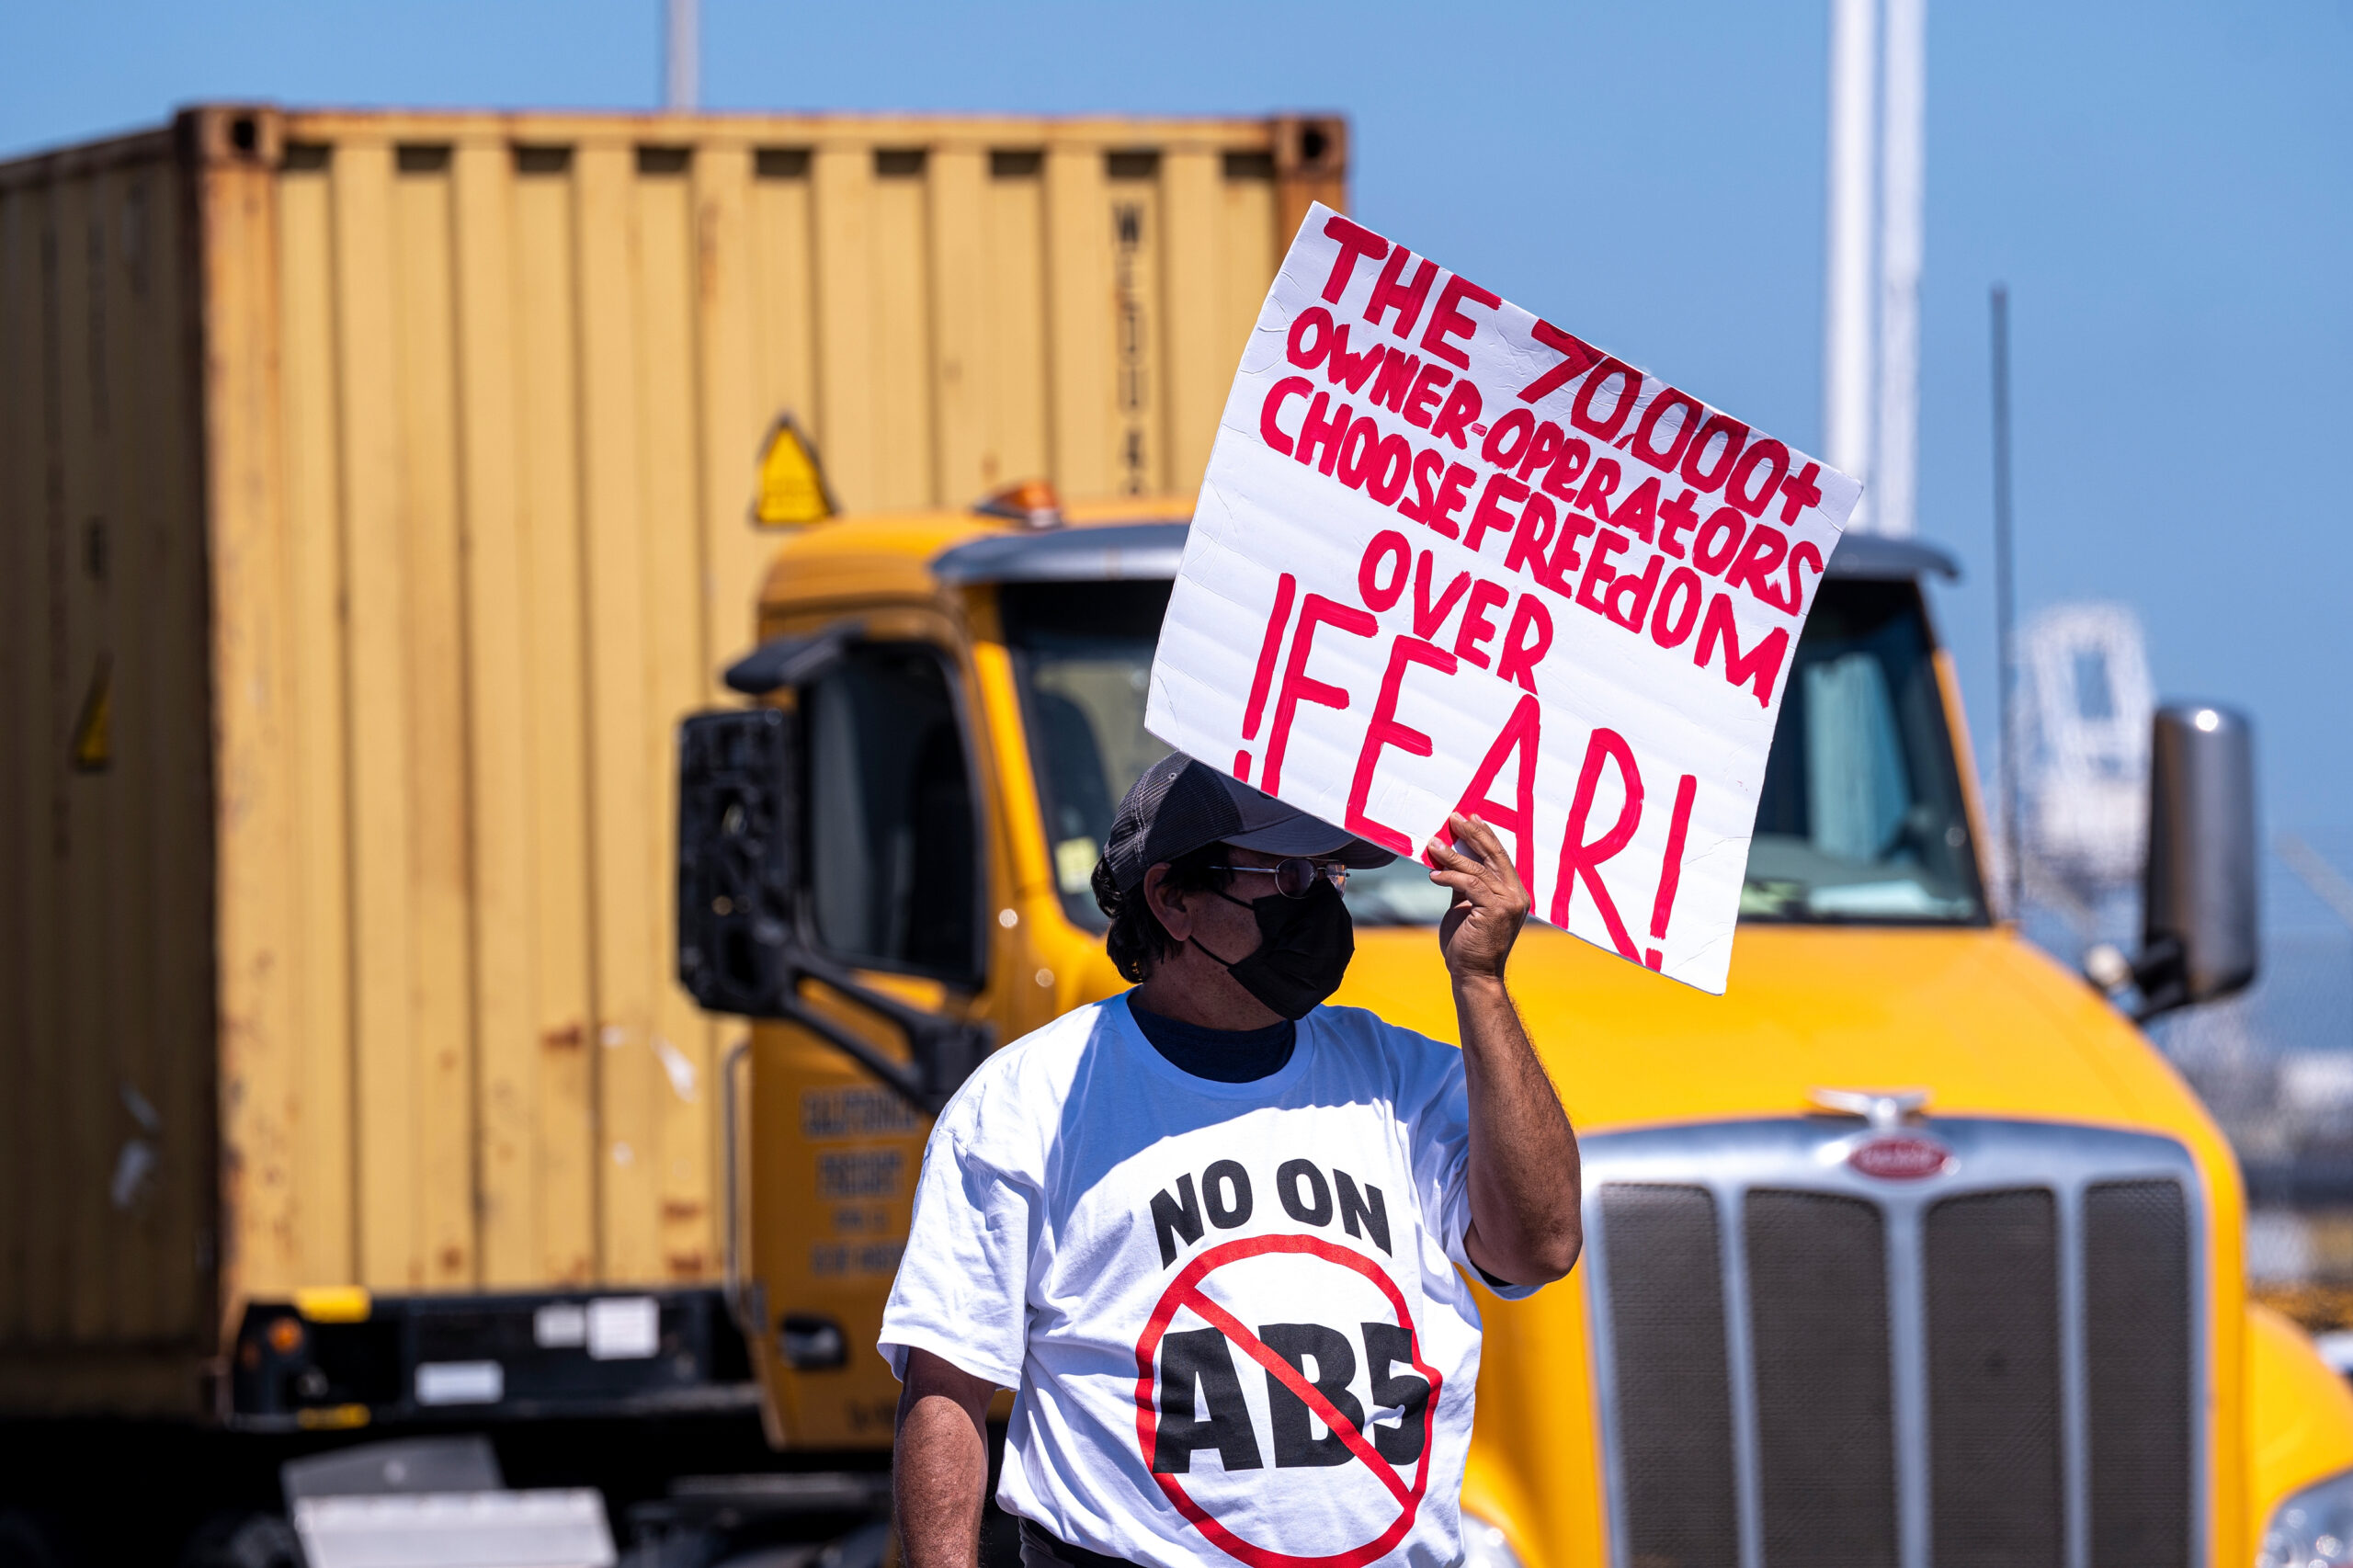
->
[[1102, 755, 1245, 891]]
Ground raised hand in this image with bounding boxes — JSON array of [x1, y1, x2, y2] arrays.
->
[[1425, 812, 1530, 984]]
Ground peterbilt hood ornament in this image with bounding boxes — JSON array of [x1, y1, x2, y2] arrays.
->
[[1809, 1086, 1954, 1180]]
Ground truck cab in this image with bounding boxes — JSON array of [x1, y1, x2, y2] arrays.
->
[[677, 492, 2353, 1568]]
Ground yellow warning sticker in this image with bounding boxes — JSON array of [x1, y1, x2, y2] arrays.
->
[[72, 652, 110, 773], [753, 414, 836, 528]]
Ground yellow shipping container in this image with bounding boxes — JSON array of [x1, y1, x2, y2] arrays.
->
[[0, 102, 1344, 1415]]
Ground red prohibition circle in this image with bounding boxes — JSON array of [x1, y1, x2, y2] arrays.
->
[[1132, 1233, 1443, 1568]]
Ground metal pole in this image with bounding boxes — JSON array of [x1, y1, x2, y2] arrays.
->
[[1824, 0, 1879, 527], [665, 0, 699, 112], [1992, 284, 2020, 920], [1873, 0, 1926, 539]]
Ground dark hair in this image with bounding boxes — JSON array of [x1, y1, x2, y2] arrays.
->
[[1093, 843, 1233, 983]]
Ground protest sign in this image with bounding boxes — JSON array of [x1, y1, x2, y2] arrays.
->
[[1145, 204, 1860, 994]]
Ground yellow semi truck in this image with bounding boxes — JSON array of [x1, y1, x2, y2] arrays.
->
[[669, 483, 2353, 1568]]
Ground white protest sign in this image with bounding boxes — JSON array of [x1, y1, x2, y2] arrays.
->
[[1146, 204, 1860, 994]]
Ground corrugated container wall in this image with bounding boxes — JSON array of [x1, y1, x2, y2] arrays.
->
[[0, 104, 1344, 1414]]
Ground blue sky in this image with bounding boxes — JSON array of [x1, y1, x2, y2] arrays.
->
[[8, 0, 2350, 926]]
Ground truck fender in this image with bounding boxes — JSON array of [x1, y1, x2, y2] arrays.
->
[[2248, 1301, 2353, 1552]]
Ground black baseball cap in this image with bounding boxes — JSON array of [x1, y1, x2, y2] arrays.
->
[[1101, 753, 1399, 892]]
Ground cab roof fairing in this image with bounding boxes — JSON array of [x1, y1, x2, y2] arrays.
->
[[927, 522, 1191, 586]]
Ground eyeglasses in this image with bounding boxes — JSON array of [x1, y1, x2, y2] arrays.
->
[[1208, 858, 1349, 898]]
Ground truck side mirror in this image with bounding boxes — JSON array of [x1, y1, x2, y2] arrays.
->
[[2122, 704, 2258, 1018], [676, 627, 994, 1115], [677, 624, 849, 1012], [677, 708, 801, 1016]]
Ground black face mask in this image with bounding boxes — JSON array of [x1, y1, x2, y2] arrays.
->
[[1191, 877, 1355, 1020]]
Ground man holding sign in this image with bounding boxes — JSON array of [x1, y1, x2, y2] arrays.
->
[[884, 754, 1579, 1568], [883, 203, 1853, 1568]]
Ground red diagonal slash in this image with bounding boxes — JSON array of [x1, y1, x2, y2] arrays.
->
[[1134, 1233, 1440, 1568], [1176, 1285, 1415, 1509]]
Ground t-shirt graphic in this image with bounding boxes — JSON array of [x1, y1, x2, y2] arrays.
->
[[880, 994, 1536, 1568]]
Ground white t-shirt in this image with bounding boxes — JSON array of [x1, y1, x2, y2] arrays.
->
[[880, 994, 1538, 1568]]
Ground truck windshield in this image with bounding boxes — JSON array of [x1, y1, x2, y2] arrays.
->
[[999, 575, 1984, 930]]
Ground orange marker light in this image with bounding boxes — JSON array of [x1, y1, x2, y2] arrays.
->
[[976, 479, 1063, 530]]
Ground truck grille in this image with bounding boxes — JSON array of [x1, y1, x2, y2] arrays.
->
[[1582, 1119, 2202, 1568]]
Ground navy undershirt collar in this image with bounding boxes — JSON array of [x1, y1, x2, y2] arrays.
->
[[1127, 1001, 1296, 1084]]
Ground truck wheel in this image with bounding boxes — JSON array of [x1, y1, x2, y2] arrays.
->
[[176, 1514, 303, 1568]]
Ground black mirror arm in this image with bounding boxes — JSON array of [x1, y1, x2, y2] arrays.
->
[[773, 948, 995, 1117], [2081, 935, 2190, 1023], [767, 991, 942, 1118], [725, 623, 854, 696], [2126, 936, 2188, 1024]]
